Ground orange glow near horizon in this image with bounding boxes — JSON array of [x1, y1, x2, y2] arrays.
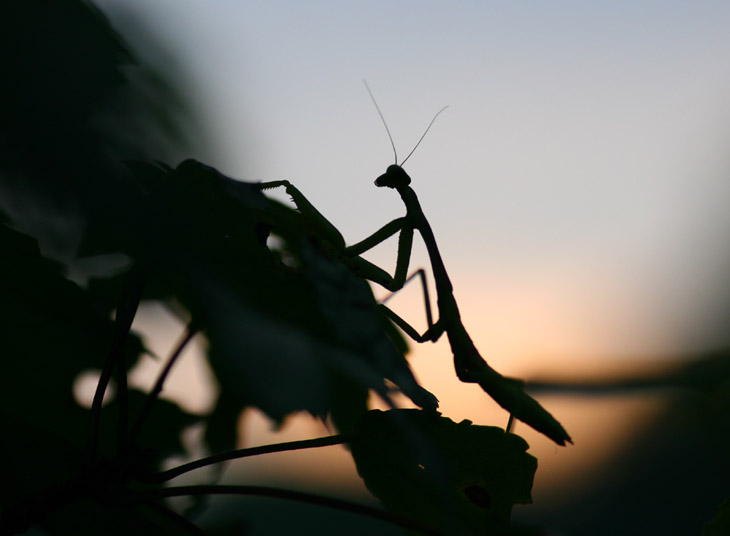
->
[[127, 268, 698, 508]]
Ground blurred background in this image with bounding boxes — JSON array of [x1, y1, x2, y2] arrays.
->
[[5, 1, 730, 534]]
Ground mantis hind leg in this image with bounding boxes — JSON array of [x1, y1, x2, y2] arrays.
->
[[376, 268, 444, 345], [378, 304, 445, 344], [381, 269, 434, 329]]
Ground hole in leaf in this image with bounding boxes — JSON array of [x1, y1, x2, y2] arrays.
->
[[463, 484, 491, 510], [266, 233, 298, 268]]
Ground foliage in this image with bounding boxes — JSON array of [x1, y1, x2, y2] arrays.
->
[[0, 157, 555, 535], [0, 1, 566, 534]]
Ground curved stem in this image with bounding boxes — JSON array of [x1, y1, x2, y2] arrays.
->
[[129, 323, 198, 444], [85, 264, 147, 466], [143, 434, 352, 483], [141, 485, 447, 536]]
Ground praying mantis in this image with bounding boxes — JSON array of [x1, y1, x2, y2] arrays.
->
[[259, 89, 571, 446]]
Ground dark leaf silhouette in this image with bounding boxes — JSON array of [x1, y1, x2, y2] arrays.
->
[[81, 159, 436, 436], [0, 219, 145, 446], [350, 409, 537, 535], [0, 2, 578, 532]]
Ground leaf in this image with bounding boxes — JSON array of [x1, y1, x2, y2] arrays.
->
[[294, 237, 438, 414], [350, 409, 537, 535], [203, 391, 244, 455], [0, 220, 146, 446], [95, 159, 436, 435], [0, 403, 198, 536], [195, 270, 372, 422], [111, 389, 200, 467], [0, 409, 82, 512]]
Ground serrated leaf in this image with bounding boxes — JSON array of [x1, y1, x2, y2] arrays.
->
[[350, 409, 537, 535]]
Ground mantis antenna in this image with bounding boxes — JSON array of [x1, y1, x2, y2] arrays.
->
[[399, 104, 449, 166], [363, 80, 449, 167], [364, 79, 398, 165]]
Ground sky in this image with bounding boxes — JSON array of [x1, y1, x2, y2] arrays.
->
[[95, 0, 730, 360], [91, 0, 730, 520]]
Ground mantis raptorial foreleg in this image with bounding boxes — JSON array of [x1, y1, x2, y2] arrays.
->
[[258, 180, 414, 293]]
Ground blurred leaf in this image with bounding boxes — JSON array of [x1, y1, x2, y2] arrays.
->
[[0, 401, 198, 536], [0, 409, 82, 512], [204, 391, 243, 455], [0, 220, 145, 446], [350, 409, 537, 535], [0, 0, 196, 278], [0, 0, 132, 170], [114, 389, 200, 468]]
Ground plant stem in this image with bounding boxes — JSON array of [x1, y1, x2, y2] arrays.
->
[[141, 485, 447, 536], [85, 264, 147, 466], [143, 434, 352, 483], [129, 323, 198, 444]]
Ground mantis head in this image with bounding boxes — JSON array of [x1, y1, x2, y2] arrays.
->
[[375, 165, 411, 189]]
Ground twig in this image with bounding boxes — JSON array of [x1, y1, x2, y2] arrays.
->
[[143, 434, 351, 483], [85, 264, 147, 466], [129, 323, 198, 444]]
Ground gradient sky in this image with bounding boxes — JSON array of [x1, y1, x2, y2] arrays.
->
[[91, 0, 730, 505], [95, 0, 730, 362]]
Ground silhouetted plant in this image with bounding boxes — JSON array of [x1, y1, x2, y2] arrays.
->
[[0, 158, 556, 535], [0, 2, 570, 534]]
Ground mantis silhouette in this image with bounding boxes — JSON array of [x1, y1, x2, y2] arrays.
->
[[260, 91, 571, 445]]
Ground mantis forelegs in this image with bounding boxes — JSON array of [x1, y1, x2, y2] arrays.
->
[[345, 218, 414, 292], [258, 180, 418, 294], [258, 180, 345, 249]]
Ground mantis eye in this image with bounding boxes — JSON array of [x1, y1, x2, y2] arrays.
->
[[374, 165, 411, 188]]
